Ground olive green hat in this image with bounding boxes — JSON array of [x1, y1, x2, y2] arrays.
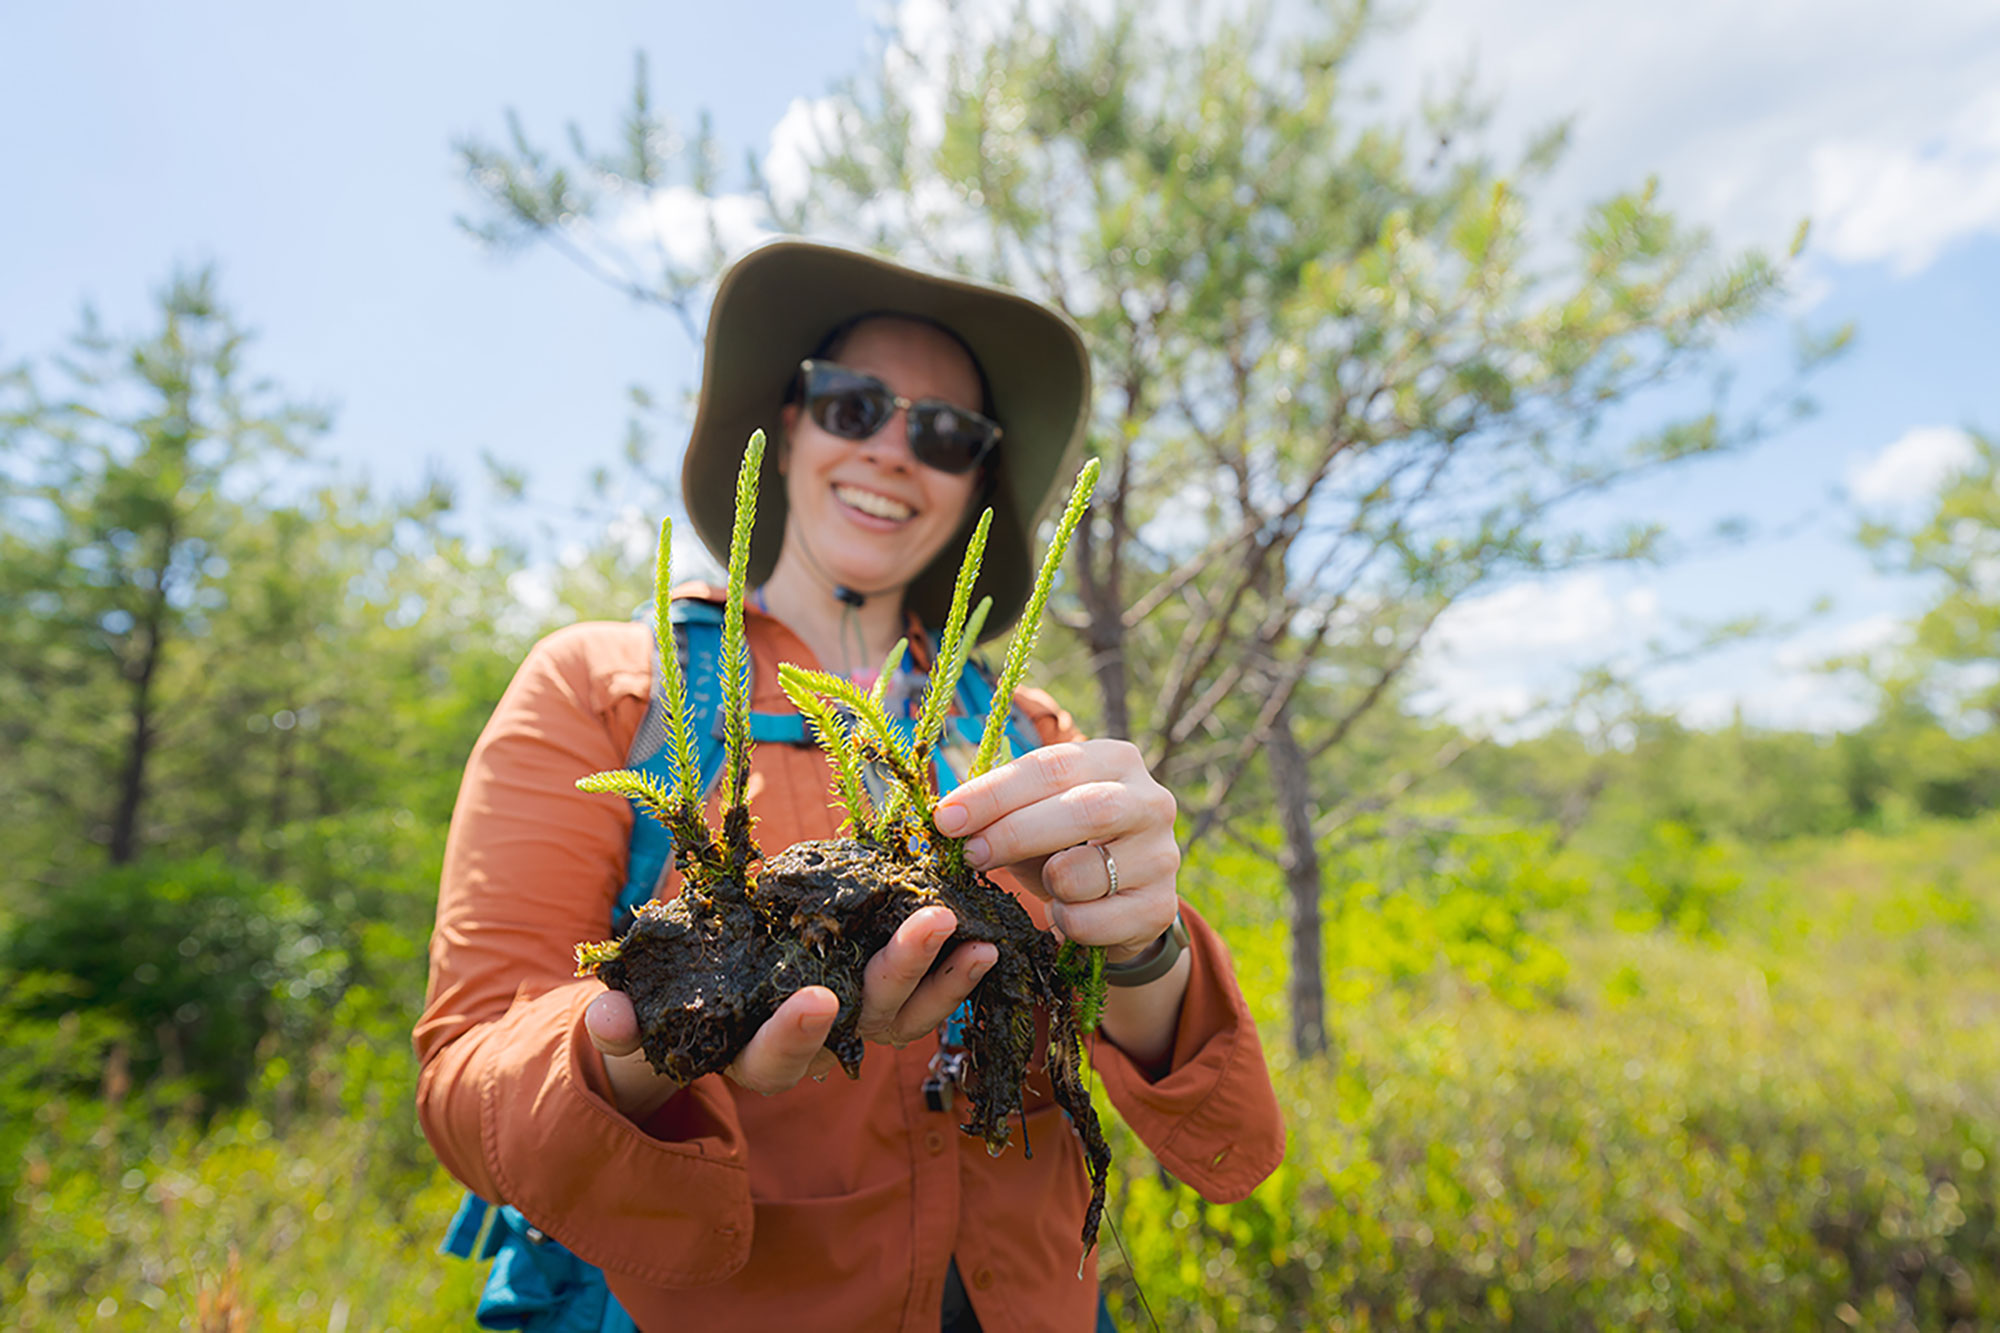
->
[[681, 238, 1092, 640]]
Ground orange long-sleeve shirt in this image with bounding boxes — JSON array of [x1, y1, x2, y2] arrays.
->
[[415, 599, 1285, 1332]]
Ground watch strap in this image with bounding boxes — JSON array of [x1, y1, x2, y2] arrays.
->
[[1102, 908, 1188, 988]]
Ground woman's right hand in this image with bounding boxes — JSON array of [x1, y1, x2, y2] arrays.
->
[[584, 905, 997, 1119]]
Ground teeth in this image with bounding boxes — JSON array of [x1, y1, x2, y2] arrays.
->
[[834, 485, 913, 521]]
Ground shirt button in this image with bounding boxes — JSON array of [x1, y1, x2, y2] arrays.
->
[[924, 1131, 945, 1155], [973, 1269, 994, 1291]]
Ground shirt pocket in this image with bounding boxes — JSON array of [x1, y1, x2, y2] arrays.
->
[[733, 1172, 912, 1320]]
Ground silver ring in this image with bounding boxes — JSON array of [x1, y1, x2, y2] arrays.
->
[[1095, 842, 1119, 897]]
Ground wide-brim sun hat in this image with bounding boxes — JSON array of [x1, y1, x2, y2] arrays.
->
[[682, 238, 1093, 640]]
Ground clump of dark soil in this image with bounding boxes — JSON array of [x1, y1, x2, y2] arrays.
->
[[580, 825, 1111, 1255]]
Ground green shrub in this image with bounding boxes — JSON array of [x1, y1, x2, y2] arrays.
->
[[1094, 819, 2000, 1331], [1, 1104, 478, 1329], [1616, 821, 1746, 938], [1, 855, 323, 1111], [1098, 932, 2000, 1331], [9, 818, 2000, 1330]]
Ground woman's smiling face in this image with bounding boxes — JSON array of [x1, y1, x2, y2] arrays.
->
[[778, 316, 986, 595]]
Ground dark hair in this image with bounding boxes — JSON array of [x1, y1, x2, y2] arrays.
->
[[785, 311, 1002, 507], [794, 311, 997, 420]]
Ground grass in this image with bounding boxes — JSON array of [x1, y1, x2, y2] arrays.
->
[[7, 816, 1999, 1330]]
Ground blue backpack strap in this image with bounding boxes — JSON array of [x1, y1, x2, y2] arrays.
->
[[441, 1192, 494, 1259]]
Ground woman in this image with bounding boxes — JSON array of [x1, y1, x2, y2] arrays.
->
[[416, 240, 1284, 1332]]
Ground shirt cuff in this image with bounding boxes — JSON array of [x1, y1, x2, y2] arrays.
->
[[477, 982, 757, 1285]]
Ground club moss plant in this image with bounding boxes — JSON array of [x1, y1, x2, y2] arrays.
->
[[573, 431, 1112, 1257]]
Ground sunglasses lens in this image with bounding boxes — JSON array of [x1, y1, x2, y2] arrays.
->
[[909, 404, 995, 475], [810, 384, 892, 440], [802, 362, 999, 474]]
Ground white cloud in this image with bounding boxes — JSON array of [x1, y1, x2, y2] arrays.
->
[[1411, 577, 1918, 735], [764, 96, 855, 211], [1848, 425, 1978, 506], [819, 0, 2000, 286], [1428, 572, 1660, 658], [1414, 572, 1662, 728], [1676, 613, 1906, 732], [1810, 87, 2000, 274], [1352, 0, 2000, 279], [808, 0, 2000, 289], [1675, 676, 1873, 733], [604, 186, 771, 267], [1777, 612, 1905, 670]]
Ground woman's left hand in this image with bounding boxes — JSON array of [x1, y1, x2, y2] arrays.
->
[[931, 740, 1180, 963]]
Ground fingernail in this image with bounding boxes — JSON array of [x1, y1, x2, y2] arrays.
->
[[964, 836, 990, 868], [968, 957, 994, 984], [934, 804, 968, 835]]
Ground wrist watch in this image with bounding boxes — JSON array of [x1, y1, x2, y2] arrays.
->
[[1102, 908, 1189, 988]]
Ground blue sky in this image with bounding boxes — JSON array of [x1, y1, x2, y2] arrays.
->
[[5, 0, 1997, 733]]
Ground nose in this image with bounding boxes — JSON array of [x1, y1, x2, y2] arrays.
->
[[855, 404, 916, 470]]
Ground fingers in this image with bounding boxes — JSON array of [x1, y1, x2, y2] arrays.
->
[[1040, 834, 1182, 959], [586, 989, 681, 1119], [934, 741, 1176, 872], [895, 940, 997, 1036], [1041, 839, 1177, 907], [1048, 890, 1175, 963], [856, 907, 994, 1046], [935, 741, 1126, 839], [585, 988, 642, 1056], [726, 986, 840, 1096]]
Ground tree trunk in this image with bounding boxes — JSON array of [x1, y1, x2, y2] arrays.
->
[[1269, 701, 1327, 1059], [264, 721, 295, 878], [1073, 495, 1132, 739], [109, 601, 164, 865]]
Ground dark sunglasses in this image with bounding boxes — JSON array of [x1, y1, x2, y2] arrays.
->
[[796, 359, 1002, 475]]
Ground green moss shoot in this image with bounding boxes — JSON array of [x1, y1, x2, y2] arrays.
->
[[913, 510, 994, 768], [869, 636, 909, 710], [779, 663, 874, 835], [970, 460, 1100, 780], [719, 430, 765, 813], [652, 517, 701, 813]]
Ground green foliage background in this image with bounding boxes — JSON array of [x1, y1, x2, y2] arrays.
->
[[5, 809, 1998, 1329]]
